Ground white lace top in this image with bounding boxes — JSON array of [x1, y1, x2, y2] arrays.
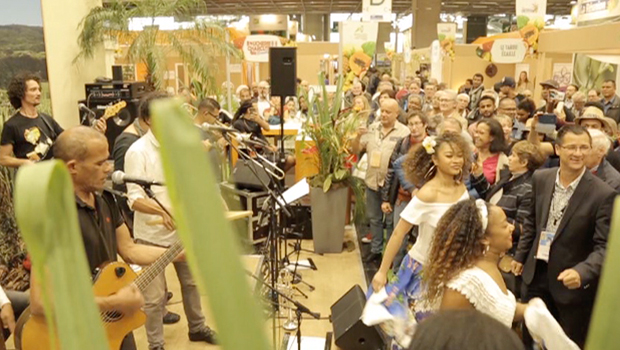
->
[[446, 267, 517, 328], [399, 190, 469, 264]]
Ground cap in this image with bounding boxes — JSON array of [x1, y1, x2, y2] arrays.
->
[[501, 77, 516, 88], [539, 79, 560, 90]]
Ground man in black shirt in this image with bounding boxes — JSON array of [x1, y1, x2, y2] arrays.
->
[[30, 126, 182, 350], [0, 72, 106, 168]]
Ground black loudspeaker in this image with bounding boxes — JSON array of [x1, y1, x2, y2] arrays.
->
[[78, 98, 139, 155], [231, 159, 273, 191], [331, 285, 385, 350], [269, 47, 297, 97], [466, 15, 488, 44], [112, 65, 123, 82]]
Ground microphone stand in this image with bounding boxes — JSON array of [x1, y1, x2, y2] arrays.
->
[[224, 132, 294, 348], [246, 271, 320, 350], [141, 184, 174, 219]]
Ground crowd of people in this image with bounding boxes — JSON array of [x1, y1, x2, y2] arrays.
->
[[0, 66, 618, 350], [351, 70, 619, 350]]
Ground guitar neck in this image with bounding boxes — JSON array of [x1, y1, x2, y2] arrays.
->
[[133, 240, 184, 292]]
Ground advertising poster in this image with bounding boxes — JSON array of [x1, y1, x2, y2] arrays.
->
[[577, 0, 620, 26], [474, 0, 546, 63], [572, 53, 618, 91], [437, 23, 456, 59], [340, 21, 379, 90], [240, 35, 282, 63]]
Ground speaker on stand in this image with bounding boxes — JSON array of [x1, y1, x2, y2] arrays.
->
[[269, 47, 297, 158]]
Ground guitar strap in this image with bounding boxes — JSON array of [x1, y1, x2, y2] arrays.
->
[[39, 114, 58, 141]]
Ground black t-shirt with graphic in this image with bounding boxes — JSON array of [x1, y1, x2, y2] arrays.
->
[[0, 112, 64, 160]]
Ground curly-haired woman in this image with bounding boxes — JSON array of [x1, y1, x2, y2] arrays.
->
[[366, 133, 471, 346], [422, 199, 578, 350]]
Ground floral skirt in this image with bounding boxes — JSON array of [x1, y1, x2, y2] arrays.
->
[[367, 255, 433, 349]]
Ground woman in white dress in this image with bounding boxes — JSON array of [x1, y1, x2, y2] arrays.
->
[[422, 199, 579, 350], [368, 133, 472, 344]]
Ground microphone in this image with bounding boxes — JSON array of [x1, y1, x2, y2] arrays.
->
[[78, 103, 96, 115], [111, 171, 164, 187], [201, 123, 238, 134]]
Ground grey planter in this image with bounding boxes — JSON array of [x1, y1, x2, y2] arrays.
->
[[310, 185, 349, 254]]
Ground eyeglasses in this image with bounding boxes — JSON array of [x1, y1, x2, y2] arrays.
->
[[560, 145, 591, 153]]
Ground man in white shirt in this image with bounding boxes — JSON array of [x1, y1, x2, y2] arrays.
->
[[125, 93, 216, 350], [256, 80, 272, 118]]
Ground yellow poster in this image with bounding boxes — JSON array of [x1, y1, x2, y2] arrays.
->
[[437, 23, 456, 59]]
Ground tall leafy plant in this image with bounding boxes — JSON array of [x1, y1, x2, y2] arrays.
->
[[302, 72, 366, 219], [76, 0, 240, 90], [150, 98, 271, 350], [14, 161, 109, 350], [586, 196, 620, 349]]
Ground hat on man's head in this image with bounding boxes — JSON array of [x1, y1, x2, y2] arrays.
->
[[575, 106, 614, 131], [540, 79, 560, 90], [500, 77, 516, 88]]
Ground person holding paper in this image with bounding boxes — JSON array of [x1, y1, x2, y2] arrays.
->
[[512, 124, 615, 348]]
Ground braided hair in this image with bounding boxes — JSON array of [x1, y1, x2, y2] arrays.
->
[[422, 199, 490, 305]]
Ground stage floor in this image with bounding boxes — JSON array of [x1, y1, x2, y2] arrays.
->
[[131, 226, 367, 350]]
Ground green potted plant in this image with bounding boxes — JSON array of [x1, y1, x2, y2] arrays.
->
[[302, 73, 365, 254]]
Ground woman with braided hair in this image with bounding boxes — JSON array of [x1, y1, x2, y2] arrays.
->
[[421, 199, 578, 350], [364, 133, 471, 347]]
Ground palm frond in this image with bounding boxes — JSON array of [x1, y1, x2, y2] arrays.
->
[[75, 3, 128, 62]]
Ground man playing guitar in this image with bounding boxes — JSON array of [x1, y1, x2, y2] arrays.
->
[[29, 126, 183, 350], [0, 72, 106, 168]]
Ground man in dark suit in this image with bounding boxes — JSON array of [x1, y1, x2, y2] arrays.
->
[[512, 124, 616, 348]]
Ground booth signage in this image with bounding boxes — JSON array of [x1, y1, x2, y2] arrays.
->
[[362, 0, 392, 21], [490, 39, 528, 63], [577, 0, 620, 26], [242, 35, 282, 63], [437, 23, 457, 59], [340, 21, 379, 90]]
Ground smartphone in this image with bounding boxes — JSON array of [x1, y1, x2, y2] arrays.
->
[[536, 113, 557, 135], [539, 113, 557, 125], [550, 90, 565, 102]]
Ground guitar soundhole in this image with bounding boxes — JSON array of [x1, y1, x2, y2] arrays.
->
[[103, 310, 123, 322]]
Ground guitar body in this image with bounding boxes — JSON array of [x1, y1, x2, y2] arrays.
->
[[21, 262, 146, 350]]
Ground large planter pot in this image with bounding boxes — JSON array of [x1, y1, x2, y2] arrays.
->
[[310, 185, 349, 254]]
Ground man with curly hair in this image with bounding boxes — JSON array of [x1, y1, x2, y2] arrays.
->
[[0, 72, 106, 168]]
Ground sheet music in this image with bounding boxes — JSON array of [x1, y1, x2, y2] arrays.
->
[[276, 178, 310, 209]]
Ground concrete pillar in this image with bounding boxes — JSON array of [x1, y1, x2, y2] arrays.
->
[[411, 0, 441, 49], [303, 14, 330, 41], [40, 0, 107, 127]]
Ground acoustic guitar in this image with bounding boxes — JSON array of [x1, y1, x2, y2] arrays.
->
[[20, 240, 183, 350]]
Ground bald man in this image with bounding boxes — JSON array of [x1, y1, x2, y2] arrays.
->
[[29, 126, 181, 350], [352, 99, 410, 263]]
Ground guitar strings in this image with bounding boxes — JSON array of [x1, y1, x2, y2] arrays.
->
[[98, 241, 184, 324]]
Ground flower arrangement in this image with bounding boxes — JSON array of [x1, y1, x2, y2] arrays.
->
[[301, 72, 366, 219]]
